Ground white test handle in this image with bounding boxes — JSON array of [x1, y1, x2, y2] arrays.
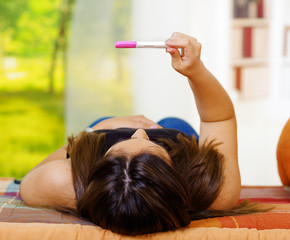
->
[[136, 41, 167, 48]]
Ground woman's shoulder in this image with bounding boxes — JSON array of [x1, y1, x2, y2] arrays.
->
[[20, 159, 76, 208]]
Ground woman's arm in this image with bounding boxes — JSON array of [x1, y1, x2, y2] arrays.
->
[[20, 159, 76, 208], [166, 33, 241, 210]]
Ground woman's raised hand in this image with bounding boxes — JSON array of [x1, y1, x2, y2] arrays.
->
[[165, 32, 203, 79]]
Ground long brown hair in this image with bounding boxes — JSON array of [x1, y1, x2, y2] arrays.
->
[[66, 131, 270, 235]]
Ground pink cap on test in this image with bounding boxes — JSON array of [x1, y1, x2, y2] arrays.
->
[[115, 41, 137, 48]]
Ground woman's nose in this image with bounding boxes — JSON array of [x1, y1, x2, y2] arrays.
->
[[131, 129, 149, 140]]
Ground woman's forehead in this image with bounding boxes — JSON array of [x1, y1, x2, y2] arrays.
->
[[106, 138, 172, 164]]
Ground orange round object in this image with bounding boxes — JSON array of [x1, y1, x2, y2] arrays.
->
[[277, 118, 290, 186]]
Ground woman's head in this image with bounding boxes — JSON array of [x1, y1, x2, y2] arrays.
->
[[67, 130, 224, 235], [67, 130, 192, 235], [77, 152, 191, 235]]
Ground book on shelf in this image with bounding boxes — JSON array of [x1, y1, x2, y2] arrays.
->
[[234, 67, 242, 91], [233, 0, 264, 19], [257, 0, 264, 18], [248, 1, 257, 18], [233, 66, 269, 99], [234, 0, 249, 18], [243, 27, 252, 57], [232, 26, 268, 59]]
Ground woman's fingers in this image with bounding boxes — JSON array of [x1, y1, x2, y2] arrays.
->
[[166, 32, 194, 47], [165, 32, 202, 77], [166, 47, 183, 73]]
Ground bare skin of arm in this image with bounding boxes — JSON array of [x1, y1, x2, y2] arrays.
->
[[166, 32, 241, 210]]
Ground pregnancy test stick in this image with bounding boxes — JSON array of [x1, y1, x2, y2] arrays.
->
[[115, 41, 167, 48]]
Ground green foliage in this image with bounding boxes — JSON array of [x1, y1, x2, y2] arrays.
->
[[0, 56, 65, 178], [0, 0, 65, 178], [0, 0, 62, 57], [0, 57, 64, 92], [0, 89, 64, 178], [0, 0, 28, 32]]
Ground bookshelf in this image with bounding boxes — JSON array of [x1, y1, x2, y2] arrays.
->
[[231, 0, 270, 99]]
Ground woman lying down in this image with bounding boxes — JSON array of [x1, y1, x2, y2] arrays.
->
[[19, 32, 267, 236]]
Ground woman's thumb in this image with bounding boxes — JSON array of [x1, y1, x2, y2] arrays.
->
[[167, 47, 182, 69]]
